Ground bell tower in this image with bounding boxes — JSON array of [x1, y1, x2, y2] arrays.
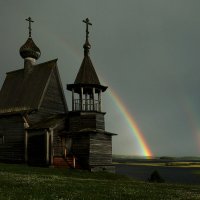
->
[[67, 18, 116, 172], [68, 18, 107, 114]]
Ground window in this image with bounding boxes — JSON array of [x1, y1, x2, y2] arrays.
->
[[0, 136, 4, 145]]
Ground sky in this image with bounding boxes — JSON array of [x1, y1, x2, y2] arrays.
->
[[0, 0, 200, 157]]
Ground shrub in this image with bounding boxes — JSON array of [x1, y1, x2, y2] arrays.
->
[[148, 170, 165, 183]]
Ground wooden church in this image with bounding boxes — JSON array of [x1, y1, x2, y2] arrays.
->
[[0, 18, 116, 172]]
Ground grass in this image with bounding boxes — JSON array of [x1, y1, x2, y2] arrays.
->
[[0, 163, 200, 199]]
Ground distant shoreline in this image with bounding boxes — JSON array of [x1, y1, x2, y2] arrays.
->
[[115, 164, 200, 185], [113, 161, 200, 168]]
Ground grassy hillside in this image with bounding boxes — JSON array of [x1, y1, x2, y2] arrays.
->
[[0, 163, 200, 200]]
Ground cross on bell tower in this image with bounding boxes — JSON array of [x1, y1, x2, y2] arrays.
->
[[82, 18, 92, 56], [83, 18, 92, 41], [26, 17, 34, 38]]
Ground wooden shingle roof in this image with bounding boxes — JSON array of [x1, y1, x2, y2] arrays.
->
[[67, 54, 107, 92], [74, 55, 100, 85], [0, 59, 59, 114]]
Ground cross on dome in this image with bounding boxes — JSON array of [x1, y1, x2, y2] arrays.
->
[[20, 17, 41, 61], [26, 17, 34, 38]]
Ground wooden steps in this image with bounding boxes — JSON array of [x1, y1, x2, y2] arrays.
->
[[53, 155, 81, 169]]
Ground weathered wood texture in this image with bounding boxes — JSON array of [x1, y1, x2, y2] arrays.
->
[[40, 69, 67, 114], [89, 133, 112, 166], [28, 69, 67, 124], [0, 60, 58, 114], [70, 132, 113, 169], [69, 112, 105, 132], [68, 111, 113, 170], [0, 115, 25, 162], [0, 59, 69, 166]]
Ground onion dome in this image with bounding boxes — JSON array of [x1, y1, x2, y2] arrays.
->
[[19, 37, 41, 60], [19, 17, 41, 60]]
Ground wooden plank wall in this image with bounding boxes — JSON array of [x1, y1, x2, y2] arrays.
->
[[0, 115, 25, 162], [80, 114, 96, 130], [69, 112, 105, 132], [69, 115, 80, 132], [29, 69, 67, 124], [40, 70, 66, 114], [89, 133, 112, 166], [95, 114, 105, 131]]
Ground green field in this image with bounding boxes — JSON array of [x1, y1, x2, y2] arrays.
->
[[0, 163, 200, 200]]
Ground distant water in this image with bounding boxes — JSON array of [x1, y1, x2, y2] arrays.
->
[[115, 164, 200, 185], [112, 155, 200, 161]]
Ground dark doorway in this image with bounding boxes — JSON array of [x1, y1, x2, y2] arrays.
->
[[28, 134, 47, 166]]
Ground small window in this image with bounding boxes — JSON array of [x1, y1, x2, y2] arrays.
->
[[0, 136, 4, 145]]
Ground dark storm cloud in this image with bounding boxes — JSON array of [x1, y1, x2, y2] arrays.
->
[[1, 0, 200, 156]]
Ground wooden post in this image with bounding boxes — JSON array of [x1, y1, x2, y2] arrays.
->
[[24, 130, 28, 163], [23, 116, 29, 163], [89, 94, 92, 111], [50, 128, 54, 166], [92, 88, 95, 111], [72, 89, 74, 111], [85, 93, 88, 111], [73, 155, 76, 169], [80, 87, 83, 110], [98, 90, 101, 112], [46, 130, 49, 165]]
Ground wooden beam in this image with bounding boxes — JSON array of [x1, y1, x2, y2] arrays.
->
[[98, 90, 101, 112], [72, 89, 74, 111], [24, 130, 28, 163], [92, 88, 95, 111], [80, 87, 83, 110], [50, 128, 54, 166], [46, 130, 49, 165]]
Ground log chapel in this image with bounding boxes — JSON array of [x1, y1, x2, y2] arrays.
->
[[0, 18, 116, 172]]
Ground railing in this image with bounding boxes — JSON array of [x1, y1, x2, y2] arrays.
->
[[54, 145, 71, 157], [53, 145, 65, 156], [73, 99, 101, 111], [53, 146, 77, 169]]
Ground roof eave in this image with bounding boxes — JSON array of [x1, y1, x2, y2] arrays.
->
[[67, 83, 108, 92]]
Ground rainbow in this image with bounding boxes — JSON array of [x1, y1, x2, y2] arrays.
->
[[38, 27, 153, 157], [108, 88, 153, 157]]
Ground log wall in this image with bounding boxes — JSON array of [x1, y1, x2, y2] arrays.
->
[[89, 133, 112, 166], [69, 112, 105, 132], [0, 115, 25, 162]]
